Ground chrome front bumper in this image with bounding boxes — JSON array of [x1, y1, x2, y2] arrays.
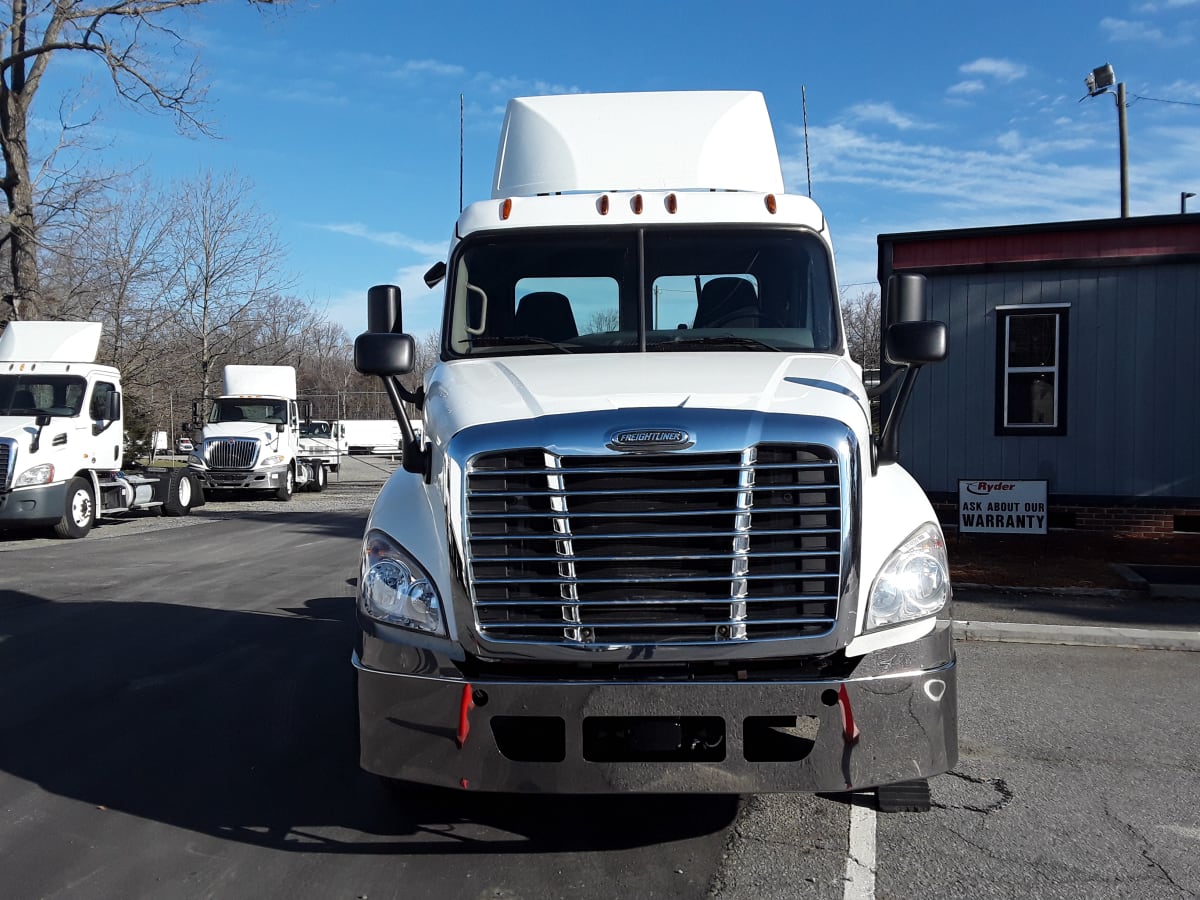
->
[[190, 463, 287, 491], [354, 622, 957, 794]]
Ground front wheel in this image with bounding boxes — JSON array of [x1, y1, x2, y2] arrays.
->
[[54, 477, 96, 539], [275, 466, 295, 501]]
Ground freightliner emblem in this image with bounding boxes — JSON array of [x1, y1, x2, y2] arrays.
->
[[607, 428, 693, 452]]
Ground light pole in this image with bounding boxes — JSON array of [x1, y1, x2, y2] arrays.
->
[[1084, 63, 1129, 218], [1182, 192, 1196, 214]]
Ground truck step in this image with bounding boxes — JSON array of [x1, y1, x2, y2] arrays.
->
[[876, 779, 931, 813]]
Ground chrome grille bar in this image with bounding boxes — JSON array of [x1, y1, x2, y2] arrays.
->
[[465, 443, 843, 647], [203, 438, 259, 469]]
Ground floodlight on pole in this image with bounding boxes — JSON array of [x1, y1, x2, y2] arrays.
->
[[1083, 63, 1129, 218], [1183, 192, 1196, 214]]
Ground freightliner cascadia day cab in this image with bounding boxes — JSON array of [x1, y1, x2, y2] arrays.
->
[[352, 91, 955, 809], [0, 321, 202, 538], [188, 365, 329, 499]]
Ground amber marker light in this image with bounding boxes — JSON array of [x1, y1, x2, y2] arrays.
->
[[765, 194, 777, 214], [598, 195, 610, 215], [665, 193, 678, 214], [632, 194, 644, 214], [500, 198, 513, 220]]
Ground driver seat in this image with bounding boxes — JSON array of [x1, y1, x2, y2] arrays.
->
[[694, 277, 761, 328]]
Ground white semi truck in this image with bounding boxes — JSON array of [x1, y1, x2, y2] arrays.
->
[[351, 91, 955, 809], [0, 321, 202, 538], [188, 365, 328, 498], [299, 418, 347, 473]]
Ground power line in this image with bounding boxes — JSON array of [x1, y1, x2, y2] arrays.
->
[[1127, 92, 1200, 108]]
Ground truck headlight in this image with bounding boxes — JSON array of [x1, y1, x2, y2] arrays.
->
[[260, 454, 286, 467], [16, 463, 54, 487], [187, 454, 204, 466], [360, 530, 446, 636], [866, 523, 950, 630]]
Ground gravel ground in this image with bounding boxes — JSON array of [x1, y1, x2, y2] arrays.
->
[[0, 454, 398, 551]]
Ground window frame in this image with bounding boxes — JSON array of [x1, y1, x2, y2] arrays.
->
[[994, 303, 1069, 436]]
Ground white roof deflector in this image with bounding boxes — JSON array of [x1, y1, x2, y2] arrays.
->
[[491, 91, 786, 198], [0, 321, 102, 363]]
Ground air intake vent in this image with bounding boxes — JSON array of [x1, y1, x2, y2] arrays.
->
[[465, 443, 842, 647]]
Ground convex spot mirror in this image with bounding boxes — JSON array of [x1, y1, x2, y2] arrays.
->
[[885, 320, 948, 366], [355, 332, 416, 377]]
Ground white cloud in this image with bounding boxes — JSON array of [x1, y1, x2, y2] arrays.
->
[[397, 59, 466, 77], [947, 80, 986, 96], [959, 58, 1028, 83], [314, 222, 444, 257], [846, 101, 930, 131], [1100, 16, 1177, 42]]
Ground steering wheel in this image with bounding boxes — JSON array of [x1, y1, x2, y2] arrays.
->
[[704, 307, 785, 328]]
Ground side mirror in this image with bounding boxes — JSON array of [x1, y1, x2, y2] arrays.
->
[[367, 284, 403, 333], [355, 332, 416, 376], [35, 413, 51, 427], [885, 320, 947, 366]]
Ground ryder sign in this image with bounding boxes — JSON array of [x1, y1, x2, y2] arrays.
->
[[958, 479, 1048, 534]]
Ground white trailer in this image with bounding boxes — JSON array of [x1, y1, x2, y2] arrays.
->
[[351, 91, 954, 809], [0, 321, 202, 538], [188, 365, 330, 498], [339, 418, 402, 455]]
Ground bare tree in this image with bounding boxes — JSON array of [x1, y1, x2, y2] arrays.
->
[[160, 170, 292, 398], [841, 288, 881, 371], [0, 0, 290, 324]]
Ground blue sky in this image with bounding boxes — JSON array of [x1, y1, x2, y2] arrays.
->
[[37, 0, 1200, 339]]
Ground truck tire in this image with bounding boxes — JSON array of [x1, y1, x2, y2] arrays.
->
[[162, 470, 195, 517], [308, 462, 327, 493], [275, 466, 295, 501], [54, 477, 96, 539]]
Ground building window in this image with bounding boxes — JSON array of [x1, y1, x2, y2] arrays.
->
[[995, 305, 1068, 436]]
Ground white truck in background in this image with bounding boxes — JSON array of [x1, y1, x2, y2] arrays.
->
[[340, 418, 402, 455], [298, 418, 347, 473], [188, 365, 329, 498], [351, 91, 955, 810], [0, 321, 202, 538]]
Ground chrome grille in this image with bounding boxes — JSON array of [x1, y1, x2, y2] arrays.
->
[[465, 443, 842, 647], [0, 439, 13, 491], [204, 438, 259, 469]]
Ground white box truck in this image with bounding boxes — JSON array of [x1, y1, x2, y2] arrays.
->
[[0, 321, 202, 538], [351, 91, 954, 809], [188, 365, 329, 498]]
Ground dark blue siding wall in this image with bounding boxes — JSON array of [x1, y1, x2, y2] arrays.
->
[[899, 262, 1200, 500]]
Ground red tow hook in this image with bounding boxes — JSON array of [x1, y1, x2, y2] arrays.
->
[[838, 684, 860, 745], [456, 683, 475, 748]]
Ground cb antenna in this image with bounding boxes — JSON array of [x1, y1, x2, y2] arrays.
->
[[802, 85, 813, 198], [459, 93, 465, 213]]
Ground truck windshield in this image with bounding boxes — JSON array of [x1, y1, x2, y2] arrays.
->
[[208, 399, 288, 424], [0, 374, 87, 416], [444, 227, 839, 357]]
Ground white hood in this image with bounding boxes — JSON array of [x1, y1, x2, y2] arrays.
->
[[425, 353, 872, 443]]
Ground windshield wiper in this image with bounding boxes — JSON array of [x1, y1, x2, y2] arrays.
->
[[469, 335, 577, 354], [646, 335, 779, 352]]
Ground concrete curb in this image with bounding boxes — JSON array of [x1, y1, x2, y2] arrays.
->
[[953, 620, 1200, 652]]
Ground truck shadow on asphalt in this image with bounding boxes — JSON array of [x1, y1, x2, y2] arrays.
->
[[0, 590, 738, 854]]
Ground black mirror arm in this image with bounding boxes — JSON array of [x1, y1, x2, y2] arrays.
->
[[874, 365, 922, 472], [865, 368, 905, 400], [381, 375, 430, 480]]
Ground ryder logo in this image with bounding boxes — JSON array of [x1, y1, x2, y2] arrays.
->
[[964, 481, 1015, 496]]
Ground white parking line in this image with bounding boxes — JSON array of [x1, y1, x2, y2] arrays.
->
[[843, 801, 876, 900]]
